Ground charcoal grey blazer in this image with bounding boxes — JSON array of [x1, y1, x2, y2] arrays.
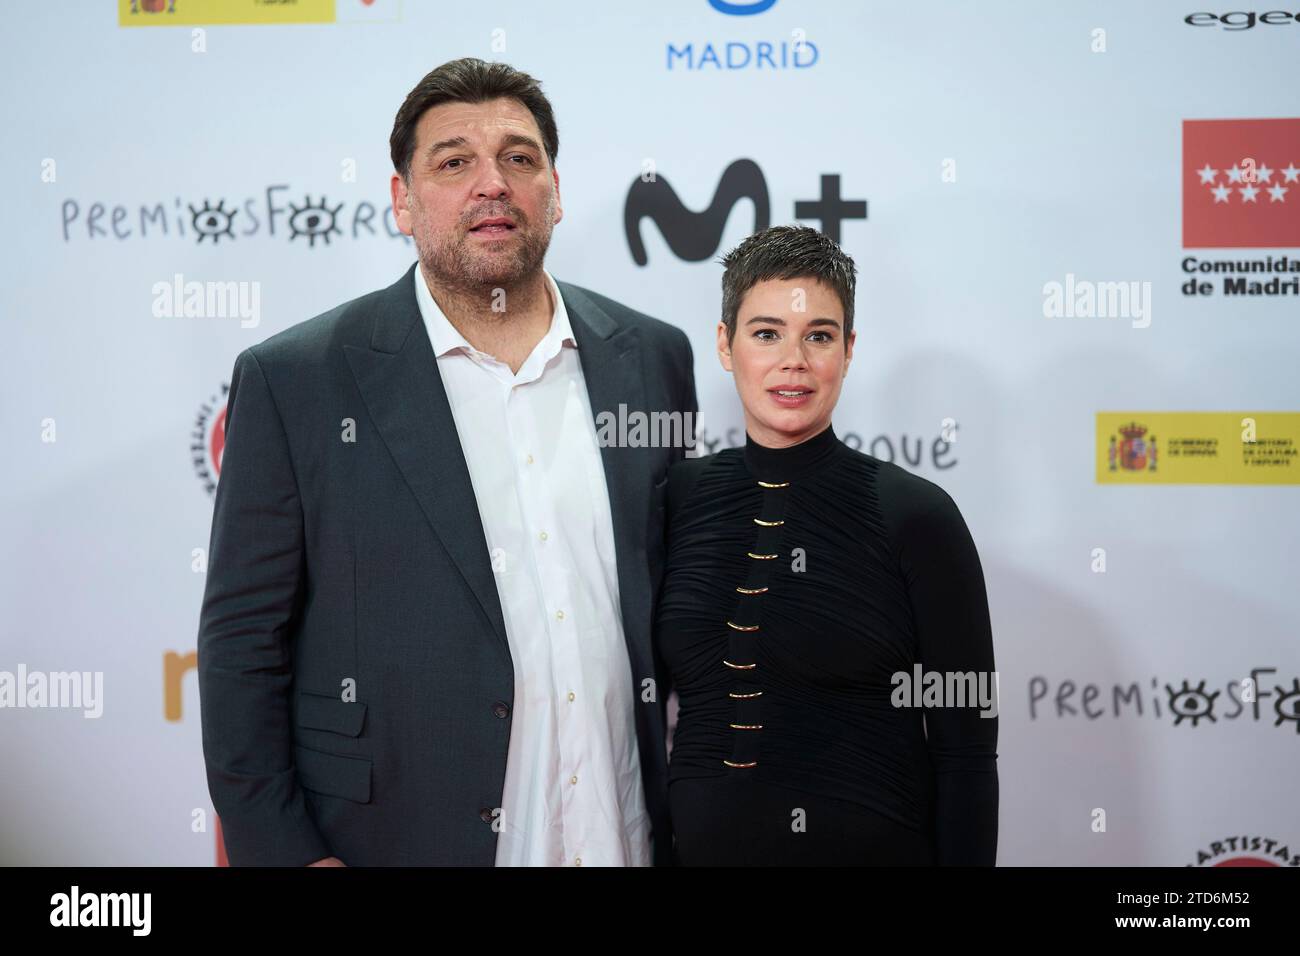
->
[[197, 262, 697, 866]]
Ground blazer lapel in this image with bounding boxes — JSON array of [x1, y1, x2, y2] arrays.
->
[[558, 282, 654, 680], [343, 264, 510, 663]]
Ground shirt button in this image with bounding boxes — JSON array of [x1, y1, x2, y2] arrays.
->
[[574, 857, 582, 867], [570, 775, 578, 786], [491, 701, 510, 719], [567, 691, 575, 702], [555, 610, 564, 621], [526, 453, 534, 465], [539, 531, 548, 542]]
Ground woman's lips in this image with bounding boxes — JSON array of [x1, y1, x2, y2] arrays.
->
[[767, 388, 814, 408]]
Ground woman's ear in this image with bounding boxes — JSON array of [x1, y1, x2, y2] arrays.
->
[[716, 322, 733, 372], [843, 328, 856, 376]]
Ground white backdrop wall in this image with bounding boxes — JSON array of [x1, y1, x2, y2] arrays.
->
[[2, 0, 1297, 866]]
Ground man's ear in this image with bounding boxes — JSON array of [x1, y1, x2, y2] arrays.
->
[[390, 172, 414, 236], [552, 167, 563, 225], [716, 322, 733, 372]]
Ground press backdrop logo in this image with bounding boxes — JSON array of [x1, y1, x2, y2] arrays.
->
[[625, 159, 865, 265], [192, 383, 229, 496], [60, 185, 411, 247], [1096, 412, 1299, 485], [669, 0, 818, 71], [1029, 666, 1300, 733], [694, 424, 958, 472], [127, 0, 175, 14], [1107, 422, 1158, 473], [709, 0, 779, 13], [120, 0, 399, 27], [1183, 10, 1300, 30], [1187, 835, 1299, 867], [1181, 118, 1300, 298]]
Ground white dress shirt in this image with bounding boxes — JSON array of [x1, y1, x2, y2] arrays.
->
[[413, 264, 651, 867]]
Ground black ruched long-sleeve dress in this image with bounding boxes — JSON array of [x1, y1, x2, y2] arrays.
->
[[655, 424, 998, 866]]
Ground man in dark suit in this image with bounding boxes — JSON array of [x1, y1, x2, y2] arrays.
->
[[197, 58, 696, 866]]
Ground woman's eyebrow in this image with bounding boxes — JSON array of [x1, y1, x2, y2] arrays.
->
[[743, 315, 840, 328]]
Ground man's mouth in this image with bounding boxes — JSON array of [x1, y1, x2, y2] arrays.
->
[[469, 217, 517, 235]]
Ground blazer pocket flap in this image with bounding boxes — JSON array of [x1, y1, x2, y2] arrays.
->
[[295, 745, 371, 803], [296, 691, 367, 737]]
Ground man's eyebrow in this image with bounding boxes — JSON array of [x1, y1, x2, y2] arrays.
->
[[499, 133, 543, 153], [744, 315, 841, 329], [425, 135, 467, 158], [425, 133, 543, 158]]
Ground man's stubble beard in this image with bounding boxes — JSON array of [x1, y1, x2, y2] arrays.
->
[[411, 190, 556, 296]]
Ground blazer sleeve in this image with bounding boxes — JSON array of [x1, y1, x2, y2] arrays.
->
[[677, 327, 698, 428], [656, 326, 699, 714], [197, 348, 332, 866]]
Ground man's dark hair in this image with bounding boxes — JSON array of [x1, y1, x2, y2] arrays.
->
[[390, 58, 559, 180], [719, 225, 857, 347]]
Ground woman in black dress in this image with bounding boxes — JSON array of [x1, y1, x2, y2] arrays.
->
[[656, 226, 998, 865]]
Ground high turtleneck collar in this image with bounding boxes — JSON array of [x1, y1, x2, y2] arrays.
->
[[742, 424, 841, 482]]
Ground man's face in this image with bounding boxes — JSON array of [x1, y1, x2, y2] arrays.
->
[[391, 96, 562, 289], [718, 277, 854, 446]]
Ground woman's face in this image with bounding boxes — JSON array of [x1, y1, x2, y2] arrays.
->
[[718, 277, 855, 448]]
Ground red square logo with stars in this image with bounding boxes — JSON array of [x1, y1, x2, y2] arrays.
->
[[1183, 118, 1300, 248]]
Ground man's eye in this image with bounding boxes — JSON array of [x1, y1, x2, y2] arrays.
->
[[509, 155, 535, 166], [442, 158, 464, 170]]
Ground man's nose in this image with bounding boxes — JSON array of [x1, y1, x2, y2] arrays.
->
[[472, 159, 510, 200]]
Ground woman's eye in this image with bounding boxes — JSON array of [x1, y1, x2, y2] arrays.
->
[[754, 329, 778, 341], [809, 331, 833, 343]]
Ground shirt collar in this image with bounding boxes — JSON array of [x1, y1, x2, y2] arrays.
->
[[413, 262, 576, 361]]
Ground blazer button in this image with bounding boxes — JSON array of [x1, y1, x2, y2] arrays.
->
[[492, 701, 510, 719], [479, 807, 494, 823]]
